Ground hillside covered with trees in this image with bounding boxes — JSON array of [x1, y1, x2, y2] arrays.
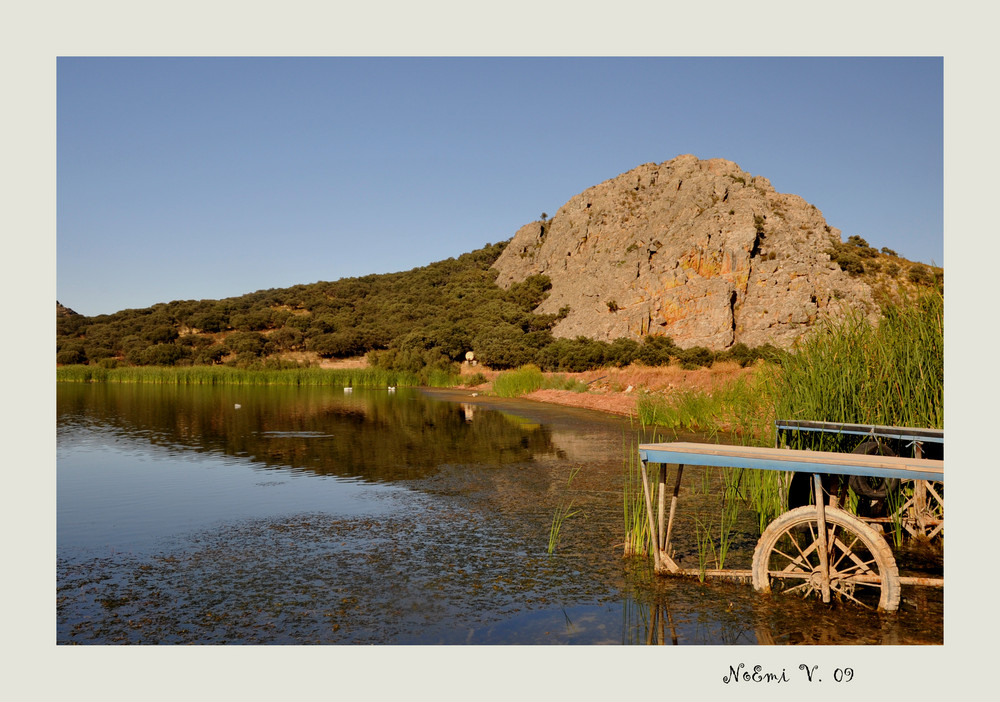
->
[[56, 242, 788, 376]]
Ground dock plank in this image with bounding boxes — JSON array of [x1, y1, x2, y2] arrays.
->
[[639, 442, 944, 482]]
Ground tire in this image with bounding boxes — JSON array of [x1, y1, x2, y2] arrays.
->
[[751, 505, 901, 611], [848, 440, 900, 499]]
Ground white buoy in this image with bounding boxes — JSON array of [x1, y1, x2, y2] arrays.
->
[[388, 386, 396, 393], [234, 403, 242, 409], [344, 387, 353, 393]]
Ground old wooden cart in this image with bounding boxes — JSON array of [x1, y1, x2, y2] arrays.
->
[[637, 420, 944, 612]]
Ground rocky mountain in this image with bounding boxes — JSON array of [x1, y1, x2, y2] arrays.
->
[[492, 154, 881, 350]]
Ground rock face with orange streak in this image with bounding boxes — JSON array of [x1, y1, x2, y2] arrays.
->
[[491, 155, 876, 350]]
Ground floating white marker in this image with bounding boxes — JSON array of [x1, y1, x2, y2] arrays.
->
[[234, 404, 242, 409], [344, 387, 353, 393]]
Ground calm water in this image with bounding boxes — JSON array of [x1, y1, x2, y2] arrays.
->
[[56, 382, 942, 644]]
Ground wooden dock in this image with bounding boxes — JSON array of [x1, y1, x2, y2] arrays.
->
[[639, 442, 944, 482], [634, 433, 944, 611]]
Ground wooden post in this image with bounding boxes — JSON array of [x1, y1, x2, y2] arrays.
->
[[813, 473, 832, 604], [664, 465, 684, 557], [639, 458, 660, 571], [657, 464, 667, 551]]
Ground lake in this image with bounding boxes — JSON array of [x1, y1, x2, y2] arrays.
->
[[56, 382, 942, 644]]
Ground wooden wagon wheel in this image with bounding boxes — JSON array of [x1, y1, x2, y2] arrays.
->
[[751, 505, 901, 612], [891, 479, 945, 542]]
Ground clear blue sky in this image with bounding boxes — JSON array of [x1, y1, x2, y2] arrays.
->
[[57, 57, 943, 317]]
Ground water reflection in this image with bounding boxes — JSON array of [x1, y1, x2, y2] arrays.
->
[[58, 383, 563, 484], [56, 383, 943, 645]]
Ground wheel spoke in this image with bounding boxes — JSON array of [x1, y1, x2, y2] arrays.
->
[[772, 546, 810, 572], [829, 532, 864, 571], [831, 535, 877, 575], [786, 529, 819, 567], [783, 581, 813, 597], [830, 584, 873, 610]]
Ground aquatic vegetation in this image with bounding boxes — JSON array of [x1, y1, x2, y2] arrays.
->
[[491, 365, 546, 397], [491, 365, 591, 398], [56, 365, 424, 388], [622, 431, 655, 557], [773, 293, 943, 430], [547, 467, 583, 554], [625, 293, 944, 561], [635, 364, 778, 443], [723, 467, 787, 536]]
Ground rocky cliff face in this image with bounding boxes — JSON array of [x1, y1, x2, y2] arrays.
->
[[492, 155, 878, 350]]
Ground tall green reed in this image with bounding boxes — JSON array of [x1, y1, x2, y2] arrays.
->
[[547, 466, 583, 554], [622, 430, 655, 557], [635, 364, 778, 445], [491, 365, 589, 398], [491, 365, 546, 397], [56, 365, 424, 388], [773, 294, 943, 430]]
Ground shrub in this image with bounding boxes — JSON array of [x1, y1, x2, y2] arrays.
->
[[607, 337, 640, 367], [462, 372, 487, 387], [908, 265, 933, 285], [187, 311, 227, 333], [57, 348, 87, 365], [536, 336, 609, 372], [636, 335, 677, 366], [139, 343, 189, 366], [195, 345, 228, 365], [722, 342, 754, 367], [146, 325, 179, 344], [225, 331, 267, 356], [674, 346, 715, 369], [472, 327, 542, 370], [308, 330, 366, 358]]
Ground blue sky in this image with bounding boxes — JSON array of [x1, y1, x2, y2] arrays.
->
[[57, 57, 943, 317]]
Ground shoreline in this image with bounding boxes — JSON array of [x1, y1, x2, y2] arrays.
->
[[56, 359, 758, 420], [458, 361, 758, 418]]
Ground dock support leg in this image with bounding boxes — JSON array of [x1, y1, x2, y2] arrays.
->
[[813, 473, 832, 604], [657, 465, 667, 551], [664, 465, 684, 556], [640, 458, 661, 571]]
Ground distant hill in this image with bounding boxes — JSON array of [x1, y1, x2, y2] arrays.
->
[[57, 155, 941, 372], [57, 301, 81, 318]]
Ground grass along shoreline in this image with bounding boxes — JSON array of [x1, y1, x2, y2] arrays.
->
[[55, 364, 427, 388]]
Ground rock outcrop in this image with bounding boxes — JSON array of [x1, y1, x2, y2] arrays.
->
[[492, 155, 877, 350]]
